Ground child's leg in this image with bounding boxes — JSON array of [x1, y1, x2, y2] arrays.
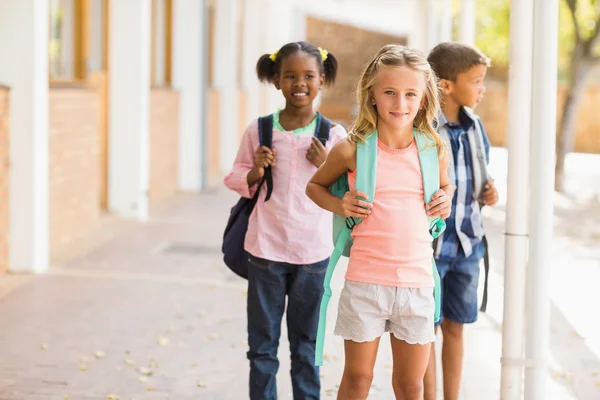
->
[[424, 261, 450, 400], [247, 255, 287, 400], [337, 338, 381, 400], [440, 320, 464, 400], [438, 258, 481, 400], [423, 334, 437, 400], [334, 281, 390, 399], [286, 259, 328, 400], [390, 336, 431, 400]]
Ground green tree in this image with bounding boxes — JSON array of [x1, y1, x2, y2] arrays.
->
[[468, 0, 600, 192], [555, 0, 600, 192]]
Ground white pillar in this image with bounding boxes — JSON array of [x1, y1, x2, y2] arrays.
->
[[439, 0, 454, 43], [525, 0, 558, 398], [261, 0, 293, 114], [500, 0, 534, 398], [425, 0, 439, 52], [241, 0, 261, 123], [108, 0, 151, 220], [214, 0, 240, 173], [459, 0, 476, 45], [0, 0, 49, 273], [173, 0, 206, 191]]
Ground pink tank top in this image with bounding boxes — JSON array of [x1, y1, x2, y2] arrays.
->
[[346, 139, 434, 288]]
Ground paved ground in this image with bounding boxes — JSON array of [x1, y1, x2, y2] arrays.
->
[[0, 148, 599, 399]]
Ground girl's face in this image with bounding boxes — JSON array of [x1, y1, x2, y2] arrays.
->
[[275, 52, 324, 109], [371, 66, 426, 132]]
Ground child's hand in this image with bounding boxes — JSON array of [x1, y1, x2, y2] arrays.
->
[[252, 146, 277, 178], [338, 190, 373, 219], [306, 137, 328, 168], [426, 189, 452, 219], [483, 179, 499, 206]]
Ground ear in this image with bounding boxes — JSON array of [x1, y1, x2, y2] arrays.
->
[[439, 78, 453, 95], [319, 73, 325, 88], [273, 73, 281, 90]]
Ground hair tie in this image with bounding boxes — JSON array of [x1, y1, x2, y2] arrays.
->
[[318, 47, 328, 62], [269, 51, 278, 62]]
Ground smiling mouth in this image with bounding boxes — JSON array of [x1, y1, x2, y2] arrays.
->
[[390, 112, 409, 118], [292, 93, 308, 97]]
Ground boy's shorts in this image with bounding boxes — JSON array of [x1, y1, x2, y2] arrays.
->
[[435, 257, 482, 326], [334, 280, 436, 344]]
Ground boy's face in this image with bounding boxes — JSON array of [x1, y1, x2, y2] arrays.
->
[[371, 66, 426, 132], [442, 64, 487, 109], [274, 52, 324, 109]]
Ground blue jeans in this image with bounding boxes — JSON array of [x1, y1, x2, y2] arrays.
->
[[246, 253, 327, 400]]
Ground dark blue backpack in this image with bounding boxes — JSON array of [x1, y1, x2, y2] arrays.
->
[[222, 113, 331, 279]]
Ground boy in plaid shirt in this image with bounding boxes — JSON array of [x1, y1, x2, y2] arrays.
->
[[424, 42, 499, 400]]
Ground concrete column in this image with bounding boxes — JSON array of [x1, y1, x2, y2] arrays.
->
[[525, 0, 559, 398], [500, 0, 534, 398], [459, 0, 476, 45], [0, 0, 49, 273], [425, 0, 439, 52], [214, 0, 240, 173], [241, 0, 261, 123], [261, 0, 293, 114], [172, 0, 206, 191], [439, 0, 454, 43], [108, 0, 151, 220]]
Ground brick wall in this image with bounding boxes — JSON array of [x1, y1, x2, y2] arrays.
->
[[206, 89, 221, 186], [149, 88, 180, 202], [477, 81, 600, 154], [49, 88, 101, 259], [0, 86, 9, 272], [306, 17, 407, 127]]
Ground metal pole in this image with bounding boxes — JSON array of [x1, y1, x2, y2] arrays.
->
[[525, 0, 559, 398], [500, 0, 534, 398]]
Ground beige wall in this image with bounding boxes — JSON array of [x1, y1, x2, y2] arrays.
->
[[477, 81, 600, 154], [149, 88, 180, 202], [306, 16, 407, 126], [49, 88, 101, 259], [0, 86, 9, 272]]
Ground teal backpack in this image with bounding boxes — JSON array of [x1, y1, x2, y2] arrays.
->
[[315, 128, 447, 366]]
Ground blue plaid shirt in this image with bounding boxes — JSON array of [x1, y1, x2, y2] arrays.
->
[[437, 110, 490, 262]]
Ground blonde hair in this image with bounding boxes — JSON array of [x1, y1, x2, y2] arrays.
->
[[348, 44, 444, 153]]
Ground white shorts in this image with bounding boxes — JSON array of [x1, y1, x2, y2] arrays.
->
[[334, 280, 436, 344]]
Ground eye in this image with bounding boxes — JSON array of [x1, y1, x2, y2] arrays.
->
[[285, 75, 295, 79], [406, 92, 417, 97], [306, 75, 314, 79], [384, 90, 395, 95]]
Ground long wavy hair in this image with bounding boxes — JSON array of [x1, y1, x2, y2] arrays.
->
[[348, 44, 443, 153]]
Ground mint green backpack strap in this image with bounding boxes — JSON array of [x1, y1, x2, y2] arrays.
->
[[414, 129, 446, 323], [315, 131, 378, 366]]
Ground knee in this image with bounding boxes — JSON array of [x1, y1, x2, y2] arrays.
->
[[341, 369, 373, 398], [441, 320, 464, 339], [392, 377, 423, 399]]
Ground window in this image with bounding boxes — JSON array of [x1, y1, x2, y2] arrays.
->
[[49, 0, 82, 81], [88, 0, 107, 74], [151, 0, 172, 86], [48, 0, 108, 83]]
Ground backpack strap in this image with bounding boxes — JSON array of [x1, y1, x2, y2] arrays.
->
[[314, 131, 378, 367], [258, 115, 274, 202], [414, 129, 446, 323], [314, 113, 331, 143]]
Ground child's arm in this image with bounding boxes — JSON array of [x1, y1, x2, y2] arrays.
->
[[224, 122, 276, 198], [426, 148, 454, 219], [306, 139, 373, 219]]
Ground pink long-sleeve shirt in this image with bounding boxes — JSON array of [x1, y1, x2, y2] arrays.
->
[[224, 117, 347, 264]]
